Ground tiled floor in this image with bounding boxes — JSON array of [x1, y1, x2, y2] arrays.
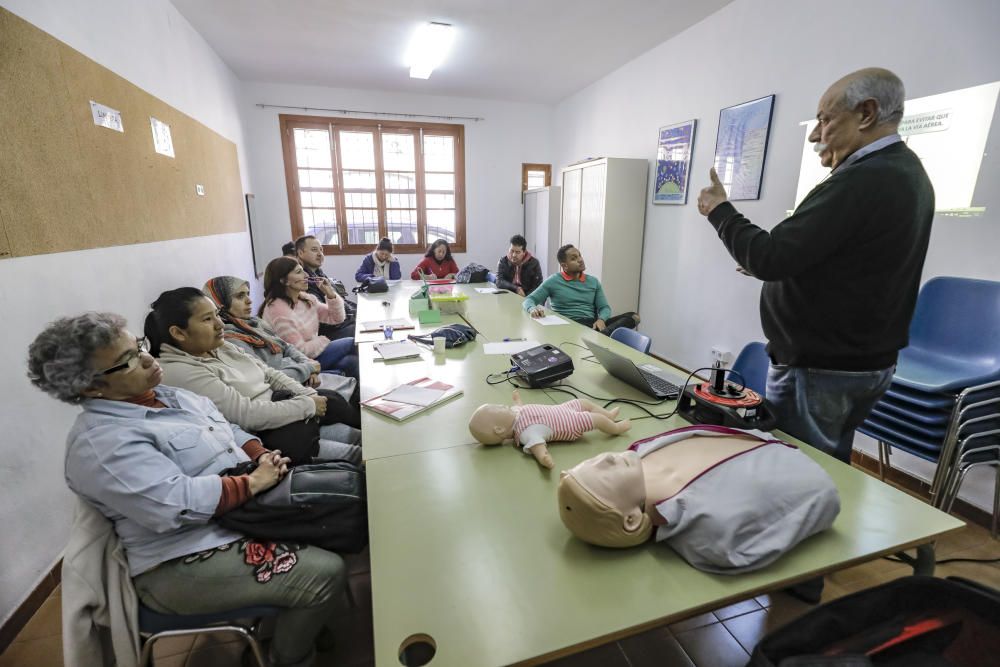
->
[[3, 499, 997, 666]]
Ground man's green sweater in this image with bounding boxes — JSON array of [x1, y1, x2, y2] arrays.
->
[[523, 273, 612, 323]]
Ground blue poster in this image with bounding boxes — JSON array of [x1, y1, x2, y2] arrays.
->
[[653, 119, 696, 204], [713, 95, 775, 200]]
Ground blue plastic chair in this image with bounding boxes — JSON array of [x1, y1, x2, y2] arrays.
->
[[610, 327, 651, 354], [731, 342, 769, 396], [138, 603, 282, 667], [894, 277, 1000, 392]]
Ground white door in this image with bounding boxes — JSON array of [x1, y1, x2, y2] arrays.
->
[[560, 169, 582, 249], [579, 163, 607, 281], [531, 189, 551, 275]]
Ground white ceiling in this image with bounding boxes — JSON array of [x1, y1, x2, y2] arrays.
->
[[170, 0, 734, 104]]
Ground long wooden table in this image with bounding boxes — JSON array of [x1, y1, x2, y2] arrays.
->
[[357, 282, 964, 667]]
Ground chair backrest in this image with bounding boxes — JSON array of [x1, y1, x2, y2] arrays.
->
[[909, 277, 1000, 363], [610, 327, 651, 354], [732, 341, 769, 396]]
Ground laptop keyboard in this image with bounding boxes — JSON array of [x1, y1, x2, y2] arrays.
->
[[640, 370, 680, 397]]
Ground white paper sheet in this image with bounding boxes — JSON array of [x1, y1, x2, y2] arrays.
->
[[382, 384, 447, 407], [483, 340, 541, 355], [474, 287, 504, 294], [534, 315, 568, 326]]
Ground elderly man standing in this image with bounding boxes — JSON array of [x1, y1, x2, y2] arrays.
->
[[697, 67, 934, 466]]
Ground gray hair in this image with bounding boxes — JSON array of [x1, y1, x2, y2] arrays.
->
[[27, 312, 127, 404], [839, 68, 906, 125]]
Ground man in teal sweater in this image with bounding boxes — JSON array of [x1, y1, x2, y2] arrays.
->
[[523, 245, 639, 335]]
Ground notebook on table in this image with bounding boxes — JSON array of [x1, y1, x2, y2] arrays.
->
[[362, 377, 463, 421], [582, 338, 681, 399]]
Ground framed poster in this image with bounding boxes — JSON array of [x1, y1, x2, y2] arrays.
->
[[653, 119, 696, 204], [713, 94, 775, 200]]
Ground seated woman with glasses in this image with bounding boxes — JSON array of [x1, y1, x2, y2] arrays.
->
[[27, 312, 346, 667], [145, 287, 361, 463], [259, 258, 359, 380]]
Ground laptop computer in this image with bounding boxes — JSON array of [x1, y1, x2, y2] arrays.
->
[[582, 338, 681, 399]]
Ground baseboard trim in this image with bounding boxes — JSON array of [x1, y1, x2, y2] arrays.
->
[[850, 450, 994, 529], [0, 559, 62, 655]]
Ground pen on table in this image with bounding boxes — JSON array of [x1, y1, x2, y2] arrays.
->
[[503, 337, 526, 342]]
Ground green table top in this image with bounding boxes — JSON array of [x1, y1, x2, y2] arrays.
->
[[367, 434, 964, 667], [358, 282, 965, 666]]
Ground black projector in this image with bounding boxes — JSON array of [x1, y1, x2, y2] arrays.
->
[[511, 344, 574, 388]]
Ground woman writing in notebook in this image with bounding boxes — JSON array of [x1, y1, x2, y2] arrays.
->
[[410, 238, 460, 280], [260, 257, 359, 379]]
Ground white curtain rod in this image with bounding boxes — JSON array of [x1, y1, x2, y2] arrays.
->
[[255, 103, 484, 122]]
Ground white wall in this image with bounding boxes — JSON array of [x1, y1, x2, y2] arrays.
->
[[241, 81, 553, 281], [0, 0, 255, 625], [552, 0, 1000, 511]]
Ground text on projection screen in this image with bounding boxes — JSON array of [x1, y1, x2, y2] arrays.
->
[[793, 81, 999, 217]]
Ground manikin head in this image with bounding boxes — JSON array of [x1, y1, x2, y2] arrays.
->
[[558, 450, 653, 548], [468, 403, 517, 445]]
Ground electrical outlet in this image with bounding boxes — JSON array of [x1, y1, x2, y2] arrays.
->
[[711, 346, 732, 365]]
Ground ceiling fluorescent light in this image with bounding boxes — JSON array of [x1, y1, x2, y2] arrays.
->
[[406, 22, 454, 79]]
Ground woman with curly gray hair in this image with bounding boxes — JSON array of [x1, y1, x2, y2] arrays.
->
[[28, 312, 346, 667]]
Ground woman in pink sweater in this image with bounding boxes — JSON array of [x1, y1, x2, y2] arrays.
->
[[410, 238, 460, 280], [260, 257, 359, 379]]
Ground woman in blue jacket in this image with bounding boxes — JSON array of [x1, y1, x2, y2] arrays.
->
[[355, 237, 401, 283]]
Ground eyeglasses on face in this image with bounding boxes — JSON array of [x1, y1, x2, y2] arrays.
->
[[98, 337, 150, 375]]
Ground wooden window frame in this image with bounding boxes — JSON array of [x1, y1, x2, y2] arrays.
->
[[279, 114, 466, 255], [521, 163, 552, 192]]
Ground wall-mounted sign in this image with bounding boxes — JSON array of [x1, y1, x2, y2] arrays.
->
[[89, 100, 123, 132], [150, 117, 175, 157]]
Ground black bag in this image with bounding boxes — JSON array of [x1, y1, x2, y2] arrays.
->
[[218, 460, 369, 554], [456, 263, 490, 283], [353, 277, 388, 293], [749, 576, 1000, 667], [315, 388, 361, 429], [255, 419, 319, 466], [407, 323, 478, 348]]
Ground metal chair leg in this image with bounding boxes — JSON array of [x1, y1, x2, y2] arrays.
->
[[992, 463, 999, 539], [877, 440, 890, 481], [944, 467, 971, 514]]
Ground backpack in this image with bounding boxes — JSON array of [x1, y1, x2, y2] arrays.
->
[[218, 460, 368, 553], [408, 323, 478, 348], [749, 576, 1000, 667], [456, 263, 490, 283]]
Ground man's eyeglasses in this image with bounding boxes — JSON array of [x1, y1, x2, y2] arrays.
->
[[98, 338, 150, 375]]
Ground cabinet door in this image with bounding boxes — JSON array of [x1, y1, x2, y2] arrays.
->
[[532, 189, 551, 275], [560, 169, 582, 248], [579, 163, 607, 280]]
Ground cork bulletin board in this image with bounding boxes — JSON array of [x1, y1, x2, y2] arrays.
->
[[0, 7, 245, 260]]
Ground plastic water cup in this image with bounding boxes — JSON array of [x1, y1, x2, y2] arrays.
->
[[383, 325, 393, 339], [433, 337, 446, 355]]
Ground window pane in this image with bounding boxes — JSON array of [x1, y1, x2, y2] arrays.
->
[[423, 135, 455, 171], [385, 193, 416, 209], [303, 208, 338, 245], [385, 171, 416, 191], [293, 129, 332, 169], [425, 173, 454, 190], [301, 191, 335, 208], [386, 209, 417, 245], [339, 131, 375, 170], [343, 170, 376, 189], [345, 208, 378, 246], [427, 209, 456, 242], [527, 170, 546, 189], [425, 193, 455, 209], [382, 133, 415, 171], [298, 168, 333, 189], [344, 192, 377, 208]]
